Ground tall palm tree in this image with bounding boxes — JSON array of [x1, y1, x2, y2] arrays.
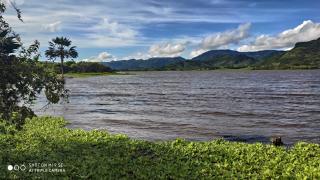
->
[[45, 37, 78, 78]]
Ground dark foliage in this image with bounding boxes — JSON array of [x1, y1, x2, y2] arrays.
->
[[103, 57, 185, 71], [0, 1, 66, 129], [42, 61, 113, 73], [65, 61, 113, 73]]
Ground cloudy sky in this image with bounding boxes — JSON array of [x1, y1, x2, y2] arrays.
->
[[4, 0, 320, 61]]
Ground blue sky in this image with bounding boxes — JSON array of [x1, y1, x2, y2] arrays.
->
[[4, 0, 320, 61]]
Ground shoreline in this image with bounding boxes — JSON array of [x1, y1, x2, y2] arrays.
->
[[64, 72, 132, 78], [62, 69, 320, 78]]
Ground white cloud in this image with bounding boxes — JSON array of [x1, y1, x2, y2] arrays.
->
[[148, 42, 186, 57], [238, 20, 320, 52], [91, 18, 138, 39], [189, 23, 251, 58], [83, 52, 116, 62], [42, 21, 62, 32], [201, 23, 251, 49], [190, 49, 207, 58], [76, 18, 139, 48], [121, 42, 186, 60]]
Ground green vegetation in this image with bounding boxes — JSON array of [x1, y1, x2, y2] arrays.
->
[[39, 61, 115, 78], [0, 2, 65, 128], [258, 38, 320, 69], [1, 117, 319, 179], [45, 37, 78, 78], [64, 61, 113, 73], [104, 57, 185, 71]]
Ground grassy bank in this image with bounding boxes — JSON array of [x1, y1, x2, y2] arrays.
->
[[64, 72, 130, 78], [1, 117, 319, 179]]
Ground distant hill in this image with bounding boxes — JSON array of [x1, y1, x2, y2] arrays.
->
[[103, 57, 185, 71], [192, 49, 256, 67], [259, 38, 320, 69], [165, 49, 288, 70], [165, 50, 286, 70], [243, 50, 285, 60], [101, 38, 320, 71], [192, 50, 245, 61]]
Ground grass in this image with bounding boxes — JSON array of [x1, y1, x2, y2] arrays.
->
[[64, 72, 130, 78], [0, 117, 319, 179]]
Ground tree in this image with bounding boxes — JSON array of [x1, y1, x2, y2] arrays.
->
[[45, 37, 78, 78], [0, 1, 66, 129]]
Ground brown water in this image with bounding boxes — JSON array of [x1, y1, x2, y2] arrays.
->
[[34, 70, 320, 145]]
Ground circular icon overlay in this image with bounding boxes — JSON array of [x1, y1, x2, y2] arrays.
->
[[8, 165, 13, 171]]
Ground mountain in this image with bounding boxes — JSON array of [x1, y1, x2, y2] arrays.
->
[[259, 38, 320, 69], [192, 50, 245, 61], [243, 50, 285, 60], [192, 49, 284, 61], [103, 57, 185, 71], [165, 50, 258, 70], [192, 49, 256, 67], [102, 38, 320, 71]]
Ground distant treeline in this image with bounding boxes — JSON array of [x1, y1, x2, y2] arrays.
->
[[41, 61, 114, 73]]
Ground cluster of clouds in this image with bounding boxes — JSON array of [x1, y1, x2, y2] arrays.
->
[[83, 42, 187, 62], [86, 20, 320, 61], [148, 42, 186, 57], [124, 20, 320, 60], [118, 42, 188, 60], [237, 20, 320, 51], [4, 0, 320, 62], [83, 52, 117, 62], [190, 23, 251, 58], [5, 0, 141, 49], [84, 18, 139, 47], [190, 20, 320, 58], [201, 23, 251, 50]]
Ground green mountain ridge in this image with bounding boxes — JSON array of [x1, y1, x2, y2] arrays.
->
[[259, 38, 320, 69], [166, 53, 256, 70], [165, 50, 284, 70], [101, 37, 320, 71], [103, 57, 185, 70]]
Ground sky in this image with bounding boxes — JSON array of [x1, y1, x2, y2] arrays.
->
[[3, 0, 320, 61]]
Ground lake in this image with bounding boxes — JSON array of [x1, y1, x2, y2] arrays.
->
[[34, 70, 320, 145]]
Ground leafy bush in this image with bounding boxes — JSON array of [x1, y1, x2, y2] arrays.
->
[[0, 2, 66, 128], [0, 117, 319, 179], [41, 61, 113, 74], [69, 61, 113, 73]]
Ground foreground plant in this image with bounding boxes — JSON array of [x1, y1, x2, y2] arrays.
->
[[0, 117, 319, 179]]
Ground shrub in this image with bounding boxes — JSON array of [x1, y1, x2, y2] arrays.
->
[[0, 117, 319, 179]]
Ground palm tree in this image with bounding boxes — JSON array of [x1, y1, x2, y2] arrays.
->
[[45, 37, 78, 78]]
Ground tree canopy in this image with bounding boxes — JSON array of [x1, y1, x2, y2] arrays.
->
[[0, 1, 66, 129], [45, 37, 78, 77]]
